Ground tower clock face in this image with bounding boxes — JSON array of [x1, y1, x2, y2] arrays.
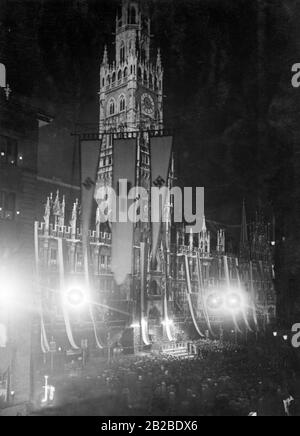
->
[[141, 93, 155, 116]]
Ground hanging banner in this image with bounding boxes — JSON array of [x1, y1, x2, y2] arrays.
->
[[184, 255, 205, 338], [34, 222, 50, 353], [0, 63, 6, 88], [235, 258, 252, 332], [80, 139, 101, 243], [196, 253, 215, 337], [224, 256, 242, 333], [150, 136, 173, 262], [111, 138, 137, 285], [80, 139, 104, 348], [0, 368, 9, 405], [159, 242, 174, 342], [140, 242, 150, 345], [83, 244, 104, 349], [57, 238, 80, 350], [250, 260, 259, 329]]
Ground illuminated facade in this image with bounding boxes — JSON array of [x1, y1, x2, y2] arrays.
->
[[35, 1, 276, 355]]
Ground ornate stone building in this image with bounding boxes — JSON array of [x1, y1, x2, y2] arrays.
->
[[35, 0, 276, 356]]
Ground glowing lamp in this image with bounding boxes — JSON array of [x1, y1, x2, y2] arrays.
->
[[206, 293, 223, 310], [65, 287, 86, 308], [283, 335, 288, 341], [226, 293, 242, 311], [273, 331, 278, 337]]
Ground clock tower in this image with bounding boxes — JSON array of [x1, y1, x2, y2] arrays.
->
[[99, 0, 163, 135], [98, 0, 164, 185], [97, 1, 171, 346]]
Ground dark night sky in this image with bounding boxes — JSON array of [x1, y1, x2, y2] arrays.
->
[[1, 0, 300, 237]]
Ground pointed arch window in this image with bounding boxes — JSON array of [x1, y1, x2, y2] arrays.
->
[[120, 41, 125, 64], [138, 67, 142, 80], [130, 7, 137, 24], [149, 74, 153, 88], [106, 75, 111, 86], [112, 72, 116, 84], [119, 95, 126, 112], [128, 40, 133, 53], [117, 69, 122, 81], [109, 99, 115, 116], [123, 67, 128, 78]]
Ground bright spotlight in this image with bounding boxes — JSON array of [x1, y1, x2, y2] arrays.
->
[[0, 276, 17, 310], [206, 293, 223, 310], [65, 287, 86, 308], [225, 292, 242, 312]]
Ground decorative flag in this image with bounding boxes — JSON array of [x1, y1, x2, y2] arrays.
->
[[150, 135, 173, 261], [196, 253, 215, 337], [184, 254, 204, 337], [34, 221, 50, 353], [249, 260, 259, 328], [111, 137, 137, 285], [0, 368, 9, 405], [80, 139, 104, 349], [140, 242, 150, 345], [0, 63, 6, 88], [57, 238, 79, 349], [80, 140, 101, 242], [224, 256, 242, 333], [235, 257, 252, 332], [160, 241, 174, 342]]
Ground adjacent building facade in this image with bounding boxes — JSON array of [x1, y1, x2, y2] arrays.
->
[[0, 65, 52, 412]]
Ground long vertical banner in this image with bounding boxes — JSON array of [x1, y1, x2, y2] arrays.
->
[[196, 253, 215, 337], [235, 258, 252, 332], [57, 238, 79, 350], [80, 140, 101, 242], [224, 256, 242, 333], [250, 260, 259, 329], [34, 221, 50, 353], [80, 139, 103, 349], [140, 242, 150, 345], [184, 254, 204, 338], [150, 136, 173, 262], [112, 138, 137, 285]]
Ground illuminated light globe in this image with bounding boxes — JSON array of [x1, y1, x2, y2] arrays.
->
[[225, 293, 242, 311], [66, 288, 86, 308], [206, 293, 223, 310]]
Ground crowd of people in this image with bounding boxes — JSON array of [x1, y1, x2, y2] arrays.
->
[[35, 338, 300, 416]]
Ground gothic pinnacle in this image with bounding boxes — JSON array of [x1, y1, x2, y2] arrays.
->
[[102, 45, 108, 65]]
